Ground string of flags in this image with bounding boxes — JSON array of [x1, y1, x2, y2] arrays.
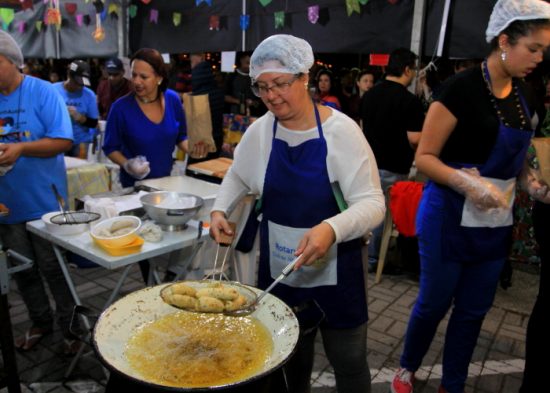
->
[[0, 0, 400, 40]]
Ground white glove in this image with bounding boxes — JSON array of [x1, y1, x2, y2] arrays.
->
[[123, 155, 151, 180], [448, 168, 508, 210], [520, 167, 550, 203]]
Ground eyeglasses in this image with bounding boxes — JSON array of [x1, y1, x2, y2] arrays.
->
[[251, 74, 302, 97]]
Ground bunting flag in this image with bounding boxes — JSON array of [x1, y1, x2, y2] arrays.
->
[[274, 11, 284, 28], [346, 0, 360, 16], [92, 0, 104, 14], [76, 13, 84, 26], [358, 0, 369, 4], [307, 5, 319, 24], [129, 5, 137, 18], [0, 8, 14, 29], [259, 0, 272, 6], [196, 0, 212, 6], [65, 2, 77, 15], [35, 20, 43, 31], [100, 8, 107, 21], [209, 15, 220, 30], [149, 9, 158, 24], [173, 12, 181, 27], [108, 4, 120, 17], [83, 14, 91, 25], [21, 0, 34, 11], [45, 7, 62, 29], [141, 0, 152, 4], [240, 14, 249, 30], [17, 21, 25, 33]]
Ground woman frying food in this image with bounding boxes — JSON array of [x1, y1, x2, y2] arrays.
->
[[210, 34, 384, 393]]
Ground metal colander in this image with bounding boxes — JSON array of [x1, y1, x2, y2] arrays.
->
[[49, 211, 101, 225]]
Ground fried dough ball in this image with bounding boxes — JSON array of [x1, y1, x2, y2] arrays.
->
[[197, 296, 225, 313]]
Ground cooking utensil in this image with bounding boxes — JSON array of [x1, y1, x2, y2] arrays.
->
[[140, 191, 203, 231], [208, 221, 236, 281], [49, 184, 101, 225], [51, 184, 69, 223], [225, 255, 302, 317], [93, 283, 299, 391]]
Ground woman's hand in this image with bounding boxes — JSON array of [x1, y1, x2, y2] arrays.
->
[[191, 141, 208, 159], [294, 222, 336, 269], [209, 211, 234, 244]]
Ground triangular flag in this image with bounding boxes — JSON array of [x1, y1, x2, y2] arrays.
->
[[21, 0, 34, 11], [141, 0, 152, 4], [346, 0, 361, 16], [274, 11, 284, 28], [100, 9, 107, 21], [35, 20, 43, 31], [196, 0, 212, 6], [209, 15, 220, 30], [149, 9, 158, 24], [173, 12, 181, 27], [358, 0, 369, 4], [240, 15, 249, 30], [108, 4, 120, 17], [129, 5, 137, 18], [17, 21, 26, 33], [65, 3, 77, 16], [83, 14, 91, 25], [76, 14, 84, 26], [92, 0, 104, 14], [0, 8, 15, 29], [308, 5, 319, 24], [259, 0, 272, 6]]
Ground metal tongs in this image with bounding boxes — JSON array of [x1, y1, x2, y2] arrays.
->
[[224, 255, 302, 317], [51, 184, 71, 224], [209, 221, 237, 281]]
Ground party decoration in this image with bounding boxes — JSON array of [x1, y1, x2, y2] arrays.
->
[[21, 0, 34, 11], [307, 5, 319, 24], [129, 5, 137, 18], [65, 3, 77, 16], [259, 0, 272, 6], [76, 14, 84, 26], [209, 15, 220, 30], [35, 20, 43, 31], [140, 0, 152, 4], [173, 12, 181, 27], [45, 0, 62, 30], [346, 0, 360, 16], [149, 9, 158, 24], [17, 21, 26, 33], [108, 4, 120, 17], [83, 14, 91, 25], [274, 11, 284, 28], [240, 14, 249, 30], [0, 8, 14, 29], [92, 3, 105, 42], [196, 0, 212, 6], [92, 0, 104, 14], [358, 0, 369, 4]]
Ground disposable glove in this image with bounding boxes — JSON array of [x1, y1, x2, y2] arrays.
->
[[123, 155, 151, 180], [519, 166, 550, 204], [448, 168, 508, 210]]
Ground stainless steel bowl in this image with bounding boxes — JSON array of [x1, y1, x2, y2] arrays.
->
[[140, 192, 203, 231]]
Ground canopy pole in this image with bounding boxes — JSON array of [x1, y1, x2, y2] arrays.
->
[[409, 0, 427, 93], [118, 0, 130, 56], [241, 0, 246, 51], [437, 0, 452, 57]]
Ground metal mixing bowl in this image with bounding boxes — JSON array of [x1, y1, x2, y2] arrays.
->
[[140, 192, 203, 231]]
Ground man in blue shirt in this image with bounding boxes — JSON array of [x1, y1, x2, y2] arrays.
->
[[0, 30, 81, 355], [53, 60, 99, 158]]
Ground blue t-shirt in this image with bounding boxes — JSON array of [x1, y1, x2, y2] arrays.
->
[[52, 82, 99, 144], [0, 76, 73, 224], [103, 89, 187, 187]]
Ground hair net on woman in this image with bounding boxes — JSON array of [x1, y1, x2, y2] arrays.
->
[[249, 34, 314, 80], [486, 0, 550, 42]]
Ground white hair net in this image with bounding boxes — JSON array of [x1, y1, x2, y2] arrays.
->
[[0, 30, 23, 68], [486, 0, 550, 43], [249, 34, 314, 80]]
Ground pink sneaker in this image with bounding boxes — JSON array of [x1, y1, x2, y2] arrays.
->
[[390, 368, 415, 393]]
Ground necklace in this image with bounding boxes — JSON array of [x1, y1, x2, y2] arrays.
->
[[481, 60, 528, 130], [136, 93, 159, 104]]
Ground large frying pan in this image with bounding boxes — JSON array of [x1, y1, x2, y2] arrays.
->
[[93, 283, 299, 391]]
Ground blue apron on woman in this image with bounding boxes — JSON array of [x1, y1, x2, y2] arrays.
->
[[257, 105, 367, 329]]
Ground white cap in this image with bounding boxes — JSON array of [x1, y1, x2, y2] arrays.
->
[[486, 0, 550, 43], [250, 34, 314, 81], [0, 30, 23, 68]]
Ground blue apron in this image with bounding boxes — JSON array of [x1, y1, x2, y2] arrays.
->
[[257, 105, 367, 329], [417, 75, 533, 263]]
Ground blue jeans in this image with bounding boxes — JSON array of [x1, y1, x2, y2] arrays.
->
[[400, 190, 504, 393], [0, 223, 77, 337], [367, 169, 408, 265], [282, 322, 371, 393]]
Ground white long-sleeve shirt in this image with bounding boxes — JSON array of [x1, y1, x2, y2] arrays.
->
[[212, 109, 385, 243]]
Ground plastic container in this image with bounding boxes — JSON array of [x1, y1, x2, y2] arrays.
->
[[90, 216, 141, 248]]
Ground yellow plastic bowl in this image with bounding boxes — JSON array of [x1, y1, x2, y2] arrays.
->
[[90, 216, 141, 248]]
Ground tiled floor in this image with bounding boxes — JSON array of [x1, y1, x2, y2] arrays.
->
[[1, 254, 538, 393]]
